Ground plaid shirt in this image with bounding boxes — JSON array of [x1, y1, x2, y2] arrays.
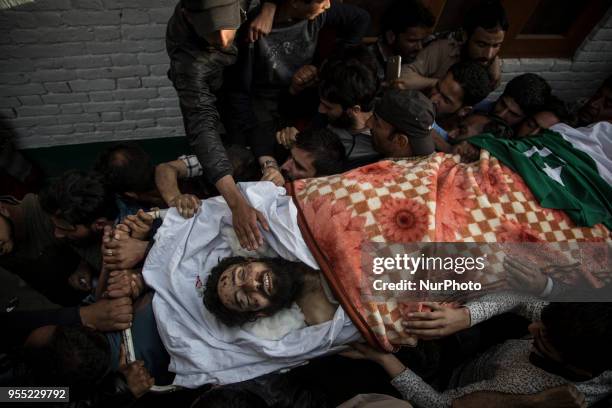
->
[[179, 155, 204, 179]]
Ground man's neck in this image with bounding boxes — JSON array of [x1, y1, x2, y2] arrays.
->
[[296, 267, 337, 326]]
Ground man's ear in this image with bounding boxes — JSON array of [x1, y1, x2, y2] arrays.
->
[[394, 132, 410, 148], [0, 206, 9, 218], [384, 30, 396, 46], [92, 218, 112, 233], [457, 106, 473, 118]]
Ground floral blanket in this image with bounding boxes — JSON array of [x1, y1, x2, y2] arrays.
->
[[288, 152, 610, 351]]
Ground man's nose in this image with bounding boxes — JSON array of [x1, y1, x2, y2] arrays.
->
[[485, 47, 495, 60], [243, 273, 260, 290]]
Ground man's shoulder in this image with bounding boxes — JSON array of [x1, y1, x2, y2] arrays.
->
[[425, 36, 462, 56]]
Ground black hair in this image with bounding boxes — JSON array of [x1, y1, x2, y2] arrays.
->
[[540, 95, 570, 121], [203, 257, 304, 327], [93, 142, 156, 194], [482, 113, 514, 139], [449, 61, 492, 106], [191, 387, 267, 408], [541, 302, 612, 376], [39, 170, 119, 225], [464, 0, 509, 36], [22, 326, 111, 393], [294, 128, 346, 177], [381, 0, 435, 36], [503, 73, 552, 116], [319, 46, 379, 112]]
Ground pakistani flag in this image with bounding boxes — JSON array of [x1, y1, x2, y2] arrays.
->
[[470, 130, 612, 229]]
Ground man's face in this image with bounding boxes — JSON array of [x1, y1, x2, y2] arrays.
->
[[516, 111, 560, 138], [319, 98, 345, 123], [280, 147, 317, 181], [578, 85, 612, 125], [0, 214, 14, 256], [50, 215, 94, 243], [217, 261, 277, 313], [366, 113, 407, 157], [292, 0, 331, 21], [466, 27, 504, 66], [429, 72, 464, 118], [392, 26, 430, 61], [447, 114, 491, 144], [494, 95, 525, 126]]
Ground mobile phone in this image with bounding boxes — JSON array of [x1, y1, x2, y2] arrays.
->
[[386, 55, 402, 81]]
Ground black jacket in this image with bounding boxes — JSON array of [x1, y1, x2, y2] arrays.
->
[[166, 0, 281, 184]]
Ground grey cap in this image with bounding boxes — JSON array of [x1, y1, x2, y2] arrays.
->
[[375, 89, 435, 156], [182, 0, 241, 38]]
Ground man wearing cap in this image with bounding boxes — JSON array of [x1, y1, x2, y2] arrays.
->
[[366, 89, 435, 159], [166, 0, 278, 251]]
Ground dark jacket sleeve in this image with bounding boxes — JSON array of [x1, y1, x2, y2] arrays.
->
[[169, 60, 234, 185], [0, 307, 81, 350], [322, 1, 371, 47]]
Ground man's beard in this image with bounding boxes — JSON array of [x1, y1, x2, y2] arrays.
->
[[268, 266, 303, 307], [329, 110, 356, 130], [461, 45, 493, 67]]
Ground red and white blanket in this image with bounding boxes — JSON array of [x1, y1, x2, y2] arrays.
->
[[288, 152, 611, 351]]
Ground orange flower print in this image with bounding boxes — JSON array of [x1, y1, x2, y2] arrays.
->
[[377, 198, 429, 242], [346, 161, 403, 187]]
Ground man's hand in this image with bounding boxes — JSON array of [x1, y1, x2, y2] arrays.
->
[[248, 2, 276, 43], [276, 126, 299, 149], [340, 343, 406, 378], [123, 210, 154, 240], [505, 256, 548, 295], [289, 65, 318, 95], [118, 345, 154, 399], [402, 302, 471, 340], [231, 200, 270, 251], [106, 269, 145, 300], [103, 227, 149, 270], [169, 194, 201, 219], [340, 342, 389, 364], [452, 141, 480, 163], [261, 167, 285, 187], [79, 297, 133, 331]]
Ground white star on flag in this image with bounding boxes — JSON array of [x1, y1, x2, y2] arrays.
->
[[542, 163, 565, 186], [524, 146, 553, 158]]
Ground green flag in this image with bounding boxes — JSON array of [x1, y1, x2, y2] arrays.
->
[[470, 131, 612, 229]]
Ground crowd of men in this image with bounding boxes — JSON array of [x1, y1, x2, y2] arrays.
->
[[1, 0, 612, 406]]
